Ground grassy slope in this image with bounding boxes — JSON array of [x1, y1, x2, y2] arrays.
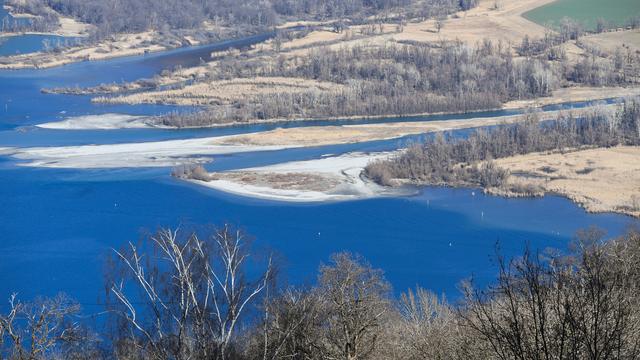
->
[[523, 0, 640, 30]]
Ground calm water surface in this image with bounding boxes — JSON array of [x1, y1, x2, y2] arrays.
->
[[0, 1, 73, 56], [0, 32, 637, 314]]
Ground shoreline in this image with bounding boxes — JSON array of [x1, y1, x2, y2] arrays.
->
[[110, 86, 640, 130], [11, 114, 640, 214], [1, 5, 92, 38], [0, 27, 258, 70], [8, 137, 299, 168], [0, 36, 174, 70], [35, 114, 160, 130], [182, 151, 410, 203], [178, 144, 640, 216], [18, 104, 618, 168], [389, 146, 640, 218]]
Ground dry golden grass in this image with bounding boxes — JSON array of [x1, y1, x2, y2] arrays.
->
[[583, 29, 640, 53], [280, 30, 345, 50], [94, 76, 344, 106], [270, 0, 557, 57], [502, 86, 640, 109], [386, 0, 554, 49], [211, 107, 605, 147], [55, 16, 93, 37], [1, 4, 92, 37], [210, 171, 340, 192], [495, 146, 640, 217]]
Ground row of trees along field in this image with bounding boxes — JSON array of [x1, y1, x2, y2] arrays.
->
[[3, 0, 477, 39], [1, 224, 640, 359], [157, 37, 640, 128], [364, 97, 640, 190]]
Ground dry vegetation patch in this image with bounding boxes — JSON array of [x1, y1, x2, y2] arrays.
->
[[211, 108, 609, 147], [0, 31, 176, 69], [583, 29, 640, 53], [388, 0, 554, 48], [503, 86, 640, 109], [210, 171, 341, 192], [94, 76, 344, 106], [494, 146, 640, 217]]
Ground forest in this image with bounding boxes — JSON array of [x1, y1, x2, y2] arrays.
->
[[3, 0, 475, 38], [1, 224, 639, 359], [365, 97, 640, 190], [154, 35, 639, 127]]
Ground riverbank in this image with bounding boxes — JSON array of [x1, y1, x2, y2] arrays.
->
[[502, 87, 640, 109], [90, 78, 640, 111], [212, 110, 571, 146], [0, 24, 250, 69], [0, 31, 179, 69]]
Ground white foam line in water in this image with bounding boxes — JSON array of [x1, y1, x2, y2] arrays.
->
[[36, 113, 158, 130]]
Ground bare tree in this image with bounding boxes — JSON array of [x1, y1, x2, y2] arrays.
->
[[435, 16, 445, 33], [319, 253, 391, 360], [396, 289, 460, 359], [0, 293, 88, 359], [460, 228, 640, 360], [251, 287, 326, 360], [109, 224, 272, 360]]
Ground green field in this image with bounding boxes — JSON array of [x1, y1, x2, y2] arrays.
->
[[523, 0, 640, 31]]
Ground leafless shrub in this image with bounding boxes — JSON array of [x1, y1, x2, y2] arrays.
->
[[477, 160, 509, 188], [172, 164, 211, 181], [461, 228, 640, 359], [539, 165, 557, 174], [0, 293, 95, 359], [505, 181, 544, 196], [575, 167, 596, 175]]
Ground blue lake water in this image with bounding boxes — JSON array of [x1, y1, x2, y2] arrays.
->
[[0, 3, 29, 28], [0, 34, 76, 56], [1, 165, 635, 309], [0, 1, 71, 56], [0, 31, 638, 315]]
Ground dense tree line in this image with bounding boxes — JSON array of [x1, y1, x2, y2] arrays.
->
[[365, 97, 640, 188], [2, 224, 640, 359], [8, 0, 474, 38], [159, 40, 569, 127], [157, 32, 639, 127]]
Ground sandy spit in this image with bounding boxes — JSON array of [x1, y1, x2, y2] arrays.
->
[[186, 151, 410, 202], [36, 114, 157, 130]]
